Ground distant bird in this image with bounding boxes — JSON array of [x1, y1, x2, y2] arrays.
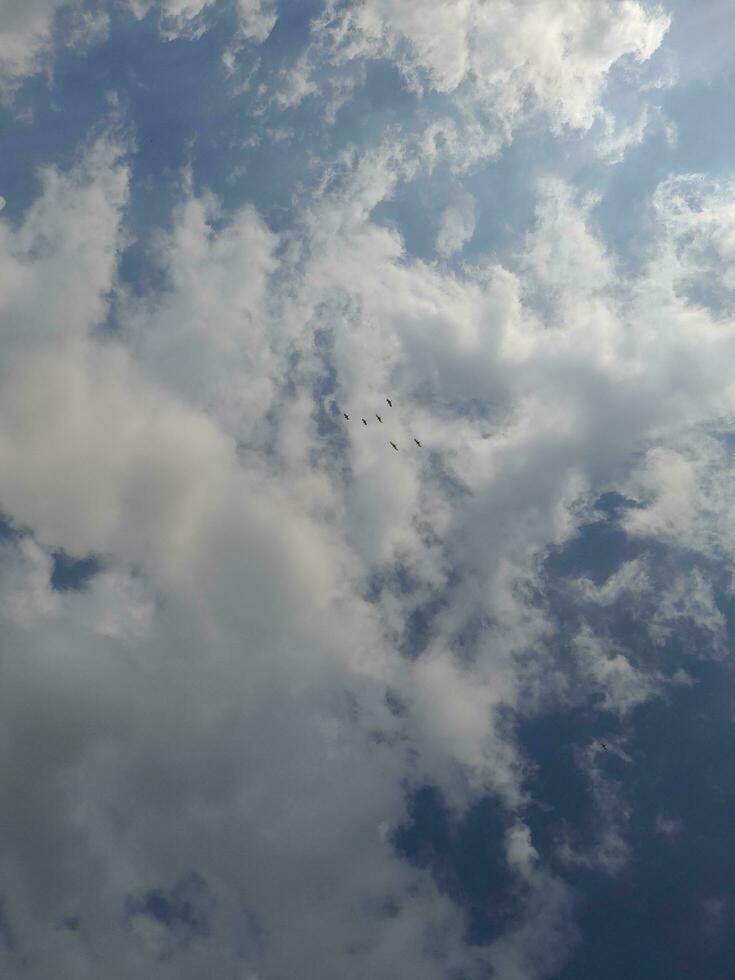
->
[[600, 742, 608, 752], [414, 438, 422, 447], [386, 398, 393, 407], [376, 414, 383, 423], [390, 441, 398, 451], [343, 413, 350, 420], [361, 418, 368, 425]]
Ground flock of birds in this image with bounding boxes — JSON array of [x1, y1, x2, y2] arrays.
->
[[341, 397, 421, 452]]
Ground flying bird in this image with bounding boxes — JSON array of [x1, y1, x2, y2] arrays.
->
[[343, 413, 350, 420], [386, 398, 392, 407], [414, 438, 422, 447], [600, 742, 608, 752], [376, 414, 383, 423], [390, 441, 398, 451], [361, 418, 368, 425]]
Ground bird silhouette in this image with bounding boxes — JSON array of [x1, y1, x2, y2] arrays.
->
[[343, 413, 350, 420], [361, 418, 368, 425], [414, 438, 422, 447], [386, 398, 392, 407], [376, 414, 383, 423], [600, 742, 608, 752], [390, 441, 398, 451]]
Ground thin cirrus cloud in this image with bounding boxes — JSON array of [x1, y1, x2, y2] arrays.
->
[[1, 1, 735, 978]]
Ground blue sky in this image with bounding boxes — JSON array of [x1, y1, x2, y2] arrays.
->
[[1, 2, 735, 978]]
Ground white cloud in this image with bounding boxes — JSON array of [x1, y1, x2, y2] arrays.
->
[[0, 0, 72, 88], [435, 192, 476, 258], [574, 556, 728, 667], [412, 648, 526, 808], [0, 133, 579, 980], [649, 567, 727, 655], [0, 135, 129, 353], [122, 189, 279, 442], [236, 0, 277, 42], [622, 435, 735, 566], [5, 4, 735, 972], [0, 0, 109, 94], [282, 0, 670, 169], [485, 823, 578, 980], [319, 0, 669, 111], [1, 536, 61, 623], [249, 150, 735, 803], [63, 6, 110, 52], [596, 106, 652, 164], [128, 0, 277, 41], [557, 742, 632, 875], [573, 626, 659, 717], [574, 558, 652, 606]]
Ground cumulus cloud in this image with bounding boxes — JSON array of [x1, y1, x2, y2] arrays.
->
[[622, 434, 735, 566], [276, 0, 670, 169], [107, 153, 735, 977], [235, 138, 735, 808], [322, 0, 668, 107], [122, 189, 279, 441], [0, 136, 459, 980], [0, 131, 581, 980], [3, 3, 735, 977]]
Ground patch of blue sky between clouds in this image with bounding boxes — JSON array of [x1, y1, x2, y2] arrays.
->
[[524, 487, 735, 978], [1, 3, 316, 258], [393, 481, 735, 976], [395, 786, 521, 947], [0, 515, 101, 591], [124, 872, 211, 946], [50, 551, 100, 591]]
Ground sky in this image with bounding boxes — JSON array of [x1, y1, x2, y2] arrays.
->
[[1, 1, 735, 978]]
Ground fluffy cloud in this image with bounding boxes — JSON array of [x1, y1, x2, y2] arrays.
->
[[435, 192, 476, 258], [0, 0, 109, 93], [622, 435, 735, 567], [122, 189, 279, 441], [276, 0, 670, 169], [572, 626, 659, 717], [0, 0, 72, 87], [0, 137, 454, 979], [0, 132, 580, 980], [357, 0, 667, 116], [3, 3, 735, 977]]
